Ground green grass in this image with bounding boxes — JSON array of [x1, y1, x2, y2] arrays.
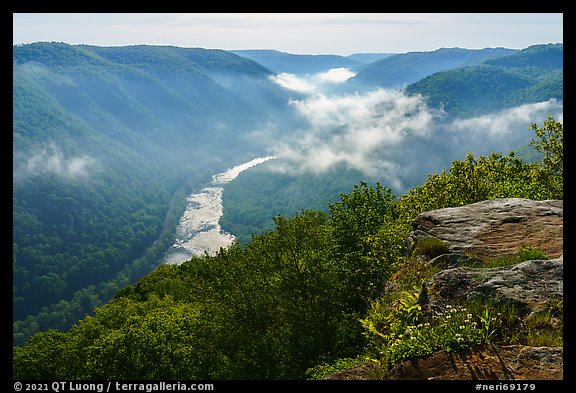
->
[[413, 237, 450, 258], [482, 245, 549, 268]]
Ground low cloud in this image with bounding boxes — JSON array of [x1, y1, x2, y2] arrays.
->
[[270, 67, 356, 94], [315, 67, 356, 84], [14, 142, 99, 181], [444, 99, 564, 156], [266, 89, 441, 190], [269, 73, 316, 94], [265, 88, 563, 192]]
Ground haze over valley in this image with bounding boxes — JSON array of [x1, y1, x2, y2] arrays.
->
[[13, 40, 563, 348]]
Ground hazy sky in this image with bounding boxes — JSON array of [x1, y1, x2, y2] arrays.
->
[[13, 13, 563, 55]]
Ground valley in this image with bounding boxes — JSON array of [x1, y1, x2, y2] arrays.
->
[[12, 41, 563, 355]]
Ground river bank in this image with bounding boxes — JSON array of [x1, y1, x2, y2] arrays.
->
[[162, 157, 275, 264]]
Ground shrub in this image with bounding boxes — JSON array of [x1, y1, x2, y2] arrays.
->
[[305, 357, 368, 380], [518, 245, 549, 261], [380, 304, 488, 368]]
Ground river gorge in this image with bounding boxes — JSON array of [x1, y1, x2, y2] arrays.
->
[[162, 156, 275, 265]]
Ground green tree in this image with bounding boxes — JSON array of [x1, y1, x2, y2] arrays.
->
[[13, 330, 72, 379], [211, 210, 356, 378], [329, 182, 399, 306], [529, 115, 563, 197]]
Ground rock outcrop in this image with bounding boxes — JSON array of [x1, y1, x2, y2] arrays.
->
[[387, 345, 563, 380], [423, 256, 563, 318], [325, 345, 564, 380], [328, 198, 563, 381], [407, 198, 563, 259]]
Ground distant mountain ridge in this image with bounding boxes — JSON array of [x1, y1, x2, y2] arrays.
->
[[230, 49, 363, 75], [345, 52, 395, 64], [406, 43, 563, 117], [348, 47, 518, 89]]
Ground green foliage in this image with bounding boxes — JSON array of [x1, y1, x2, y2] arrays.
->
[[398, 147, 561, 221], [413, 237, 450, 258], [330, 182, 398, 255], [13, 330, 72, 380], [483, 245, 549, 268], [530, 115, 563, 178], [305, 357, 368, 380], [518, 245, 549, 262], [380, 305, 487, 367], [13, 116, 563, 379], [329, 182, 400, 305], [362, 297, 526, 369], [361, 292, 484, 367], [406, 43, 563, 117], [14, 210, 365, 379]]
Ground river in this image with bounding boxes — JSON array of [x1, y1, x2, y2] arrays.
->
[[162, 156, 275, 265]]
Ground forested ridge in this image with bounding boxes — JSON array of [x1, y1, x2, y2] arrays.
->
[[13, 117, 563, 380], [406, 44, 563, 117], [349, 47, 518, 89], [12, 42, 299, 345], [12, 41, 563, 378]]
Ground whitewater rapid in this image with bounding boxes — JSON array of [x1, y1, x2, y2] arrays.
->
[[162, 156, 275, 265]]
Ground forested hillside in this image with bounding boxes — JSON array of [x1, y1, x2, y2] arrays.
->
[[406, 44, 563, 117], [348, 47, 517, 89], [12, 42, 298, 345], [220, 162, 372, 244], [13, 116, 563, 380], [12, 41, 563, 353]]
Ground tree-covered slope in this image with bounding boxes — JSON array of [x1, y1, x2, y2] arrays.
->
[[220, 162, 374, 244], [348, 47, 517, 89], [13, 117, 562, 380], [12, 42, 297, 345], [406, 43, 563, 117]]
